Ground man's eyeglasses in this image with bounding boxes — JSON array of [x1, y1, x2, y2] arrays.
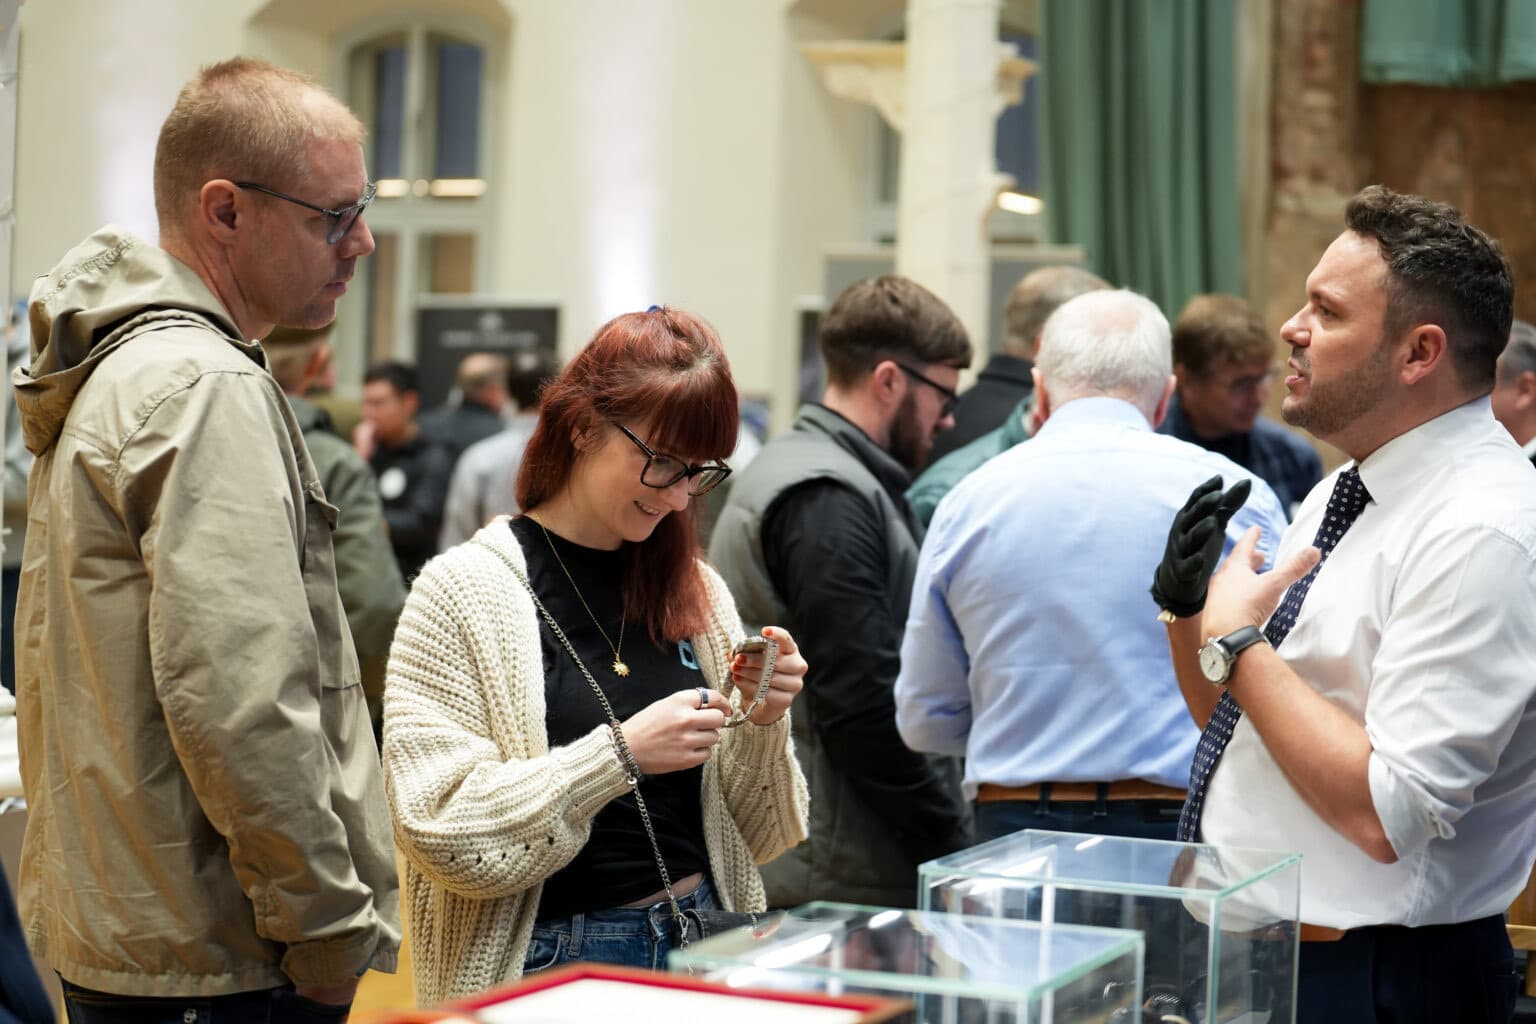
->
[[895, 363, 959, 417], [616, 424, 733, 496], [1215, 367, 1279, 397], [235, 181, 378, 244]]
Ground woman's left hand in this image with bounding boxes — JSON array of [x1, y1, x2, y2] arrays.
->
[[729, 626, 806, 726]]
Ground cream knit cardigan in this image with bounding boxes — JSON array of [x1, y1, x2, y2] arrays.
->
[[383, 518, 810, 1005]]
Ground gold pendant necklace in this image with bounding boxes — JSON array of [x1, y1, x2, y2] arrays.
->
[[528, 515, 629, 676]]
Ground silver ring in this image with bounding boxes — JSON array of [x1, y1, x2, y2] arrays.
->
[[697, 686, 709, 710]]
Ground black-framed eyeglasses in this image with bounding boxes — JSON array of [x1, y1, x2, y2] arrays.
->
[[616, 423, 732, 496], [895, 363, 959, 417], [235, 181, 378, 244]]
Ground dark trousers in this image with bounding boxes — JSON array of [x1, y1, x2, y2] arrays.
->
[[1, 566, 17, 695], [972, 790, 1183, 844], [0, 861, 51, 1024], [1297, 913, 1518, 1023], [60, 982, 348, 1024]]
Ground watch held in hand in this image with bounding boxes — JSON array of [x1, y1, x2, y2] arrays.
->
[[1198, 626, 1267, 685]]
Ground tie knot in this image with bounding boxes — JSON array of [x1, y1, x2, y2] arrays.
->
[[1330, 467, 1371, 517], [1312, 467, 1372, 556]]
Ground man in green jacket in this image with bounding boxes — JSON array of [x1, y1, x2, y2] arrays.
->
[[263, 326, 406, 734]]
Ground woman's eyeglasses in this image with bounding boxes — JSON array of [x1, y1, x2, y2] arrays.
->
[[616, 424, 733, 496]]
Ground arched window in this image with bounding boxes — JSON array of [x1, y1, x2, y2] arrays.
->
[[334, 17, 498, 367]]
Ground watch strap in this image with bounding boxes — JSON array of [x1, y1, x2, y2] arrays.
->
[[1219, 625, 1266, 659]]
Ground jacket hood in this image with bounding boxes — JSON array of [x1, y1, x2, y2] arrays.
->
[[12, 226, 260, 456]]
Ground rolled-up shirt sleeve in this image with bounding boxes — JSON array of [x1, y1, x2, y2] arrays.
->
[[1365, 522, 1536, 859]]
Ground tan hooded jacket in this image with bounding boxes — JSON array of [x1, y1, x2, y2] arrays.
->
[[11, 227, 400, 996]]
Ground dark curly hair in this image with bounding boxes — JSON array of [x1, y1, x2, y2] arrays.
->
[[1345, 185, 1513, 391]]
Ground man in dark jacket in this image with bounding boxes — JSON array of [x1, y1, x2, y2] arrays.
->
[[709, 275, 973, 908], [357, 361, 455, 582], [1158, 294, 1322, 516], [421, 351, 511, 459]]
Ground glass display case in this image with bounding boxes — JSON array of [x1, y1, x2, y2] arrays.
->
[[670, 901, 1144, 1023], [920, 830, 1301, 1024]]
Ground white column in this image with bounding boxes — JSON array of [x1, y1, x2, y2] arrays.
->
[[896, 0, 1005, 349]]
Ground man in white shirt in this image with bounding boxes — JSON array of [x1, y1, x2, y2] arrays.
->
[[1156, 185, 1535, 1021], [1491, 319, 1536, 467]]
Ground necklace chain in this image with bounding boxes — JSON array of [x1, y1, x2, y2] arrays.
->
[[528, 514, 630, 677]]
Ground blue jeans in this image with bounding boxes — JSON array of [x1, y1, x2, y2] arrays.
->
[[523, 877, 722, 975], [60, 981, 348, 1024]]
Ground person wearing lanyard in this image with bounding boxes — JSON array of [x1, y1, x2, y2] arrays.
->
[[383, 306, 809, 1005]]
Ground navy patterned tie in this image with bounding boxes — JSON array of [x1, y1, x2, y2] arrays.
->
[[1176, 467, 1373, 842]]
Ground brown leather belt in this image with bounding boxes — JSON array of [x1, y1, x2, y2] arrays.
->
[[1298, 923, 1348, 942], [976, 781, 1187, 803]]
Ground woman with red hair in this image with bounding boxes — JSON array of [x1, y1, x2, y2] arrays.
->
[[382, 307, 809, 1003]]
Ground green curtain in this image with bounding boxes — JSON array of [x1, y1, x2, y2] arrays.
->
[[1361, 0, 1536, 86], [1039, 0, 1243, 317]]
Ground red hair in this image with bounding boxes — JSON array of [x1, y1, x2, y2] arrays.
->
[[516, 307, 739, 643]]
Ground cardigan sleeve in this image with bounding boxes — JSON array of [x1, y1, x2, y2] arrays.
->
[[698, 563, 810, 864], [382, 555, 635, 900]]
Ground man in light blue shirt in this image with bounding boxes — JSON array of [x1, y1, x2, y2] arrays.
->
[[895, 289, 1287, 843]]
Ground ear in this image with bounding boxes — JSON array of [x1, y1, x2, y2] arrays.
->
[[1398, 323, 1448, 386], [871, 359, 903, 408], [1172, 362, 1193, 392], [199, 179, 244, 245], [569, 411, 598, 452], [403, 391, 421, 416], [1031, 367, 1052, 427], [1517, 370, 1536, 410], [1149, 374, 1176, 428]]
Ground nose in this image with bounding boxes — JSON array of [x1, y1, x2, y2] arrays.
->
[[663, 477, 692, 512], [345, 214, 377, 259], [1280, 309, 1308, 348]]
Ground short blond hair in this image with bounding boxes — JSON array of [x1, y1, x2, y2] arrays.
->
[[154, 57, 365, 230], [259, 324, 329, 393]]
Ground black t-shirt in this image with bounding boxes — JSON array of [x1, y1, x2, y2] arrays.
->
[[507, 517, 709, 921]]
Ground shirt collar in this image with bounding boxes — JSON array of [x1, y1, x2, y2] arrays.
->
[[1034, 395, 1153, 439], [1355, 396, 1497, 506], [1522, 434, 1536, 459]]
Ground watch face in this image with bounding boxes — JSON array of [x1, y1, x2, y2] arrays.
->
[[1199, 641, 1229, 683]]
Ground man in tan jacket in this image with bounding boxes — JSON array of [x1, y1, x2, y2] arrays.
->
[[10, 58, 399, 1019]]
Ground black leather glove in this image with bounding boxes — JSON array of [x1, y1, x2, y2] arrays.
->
[[1150, 475, 1252, 618]]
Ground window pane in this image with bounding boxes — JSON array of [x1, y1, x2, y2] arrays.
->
[[997, 33, 1040, 196], [433, 37, 483, 179], [374, 45, 407, 180], [367, 232, 399, 363], [348, 38, 409, 181], [419, 233, 476, 294]]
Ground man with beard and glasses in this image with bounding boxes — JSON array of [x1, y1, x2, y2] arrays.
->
[[1153, 185, 1536, 1022], [710, 275, 973, 907]]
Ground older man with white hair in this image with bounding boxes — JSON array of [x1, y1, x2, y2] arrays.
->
[[895, 289, 1286, 843]]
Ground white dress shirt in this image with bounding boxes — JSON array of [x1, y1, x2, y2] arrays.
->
[[1202, 397, 1536, 928]]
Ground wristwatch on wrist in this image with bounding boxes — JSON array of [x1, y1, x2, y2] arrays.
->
[[1197, 625, 1267, 685]]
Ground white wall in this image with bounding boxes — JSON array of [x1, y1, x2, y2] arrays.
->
[[11, 0, 871, 425]]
